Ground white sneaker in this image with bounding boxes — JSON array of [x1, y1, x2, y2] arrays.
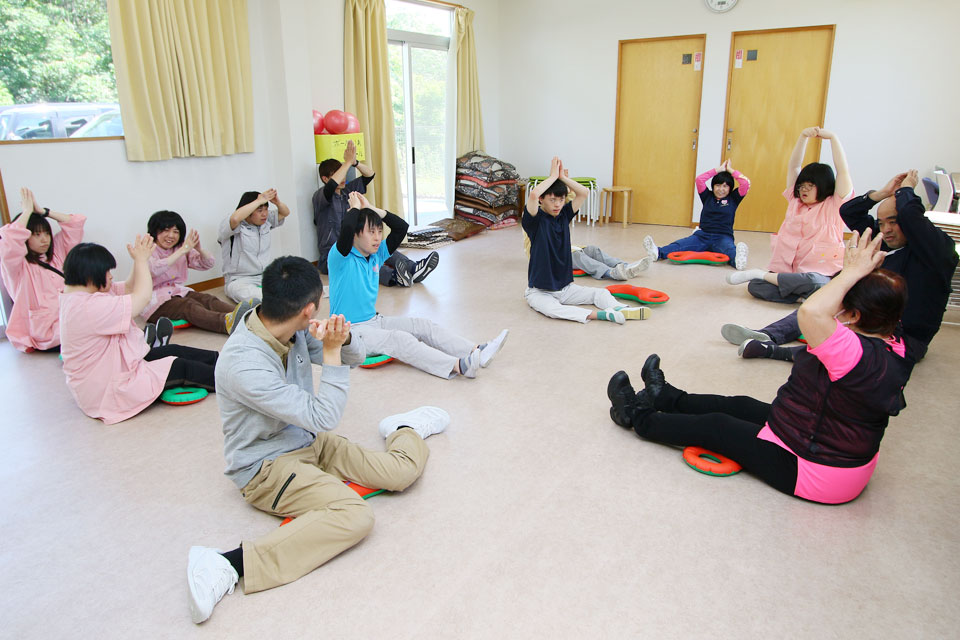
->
[[460, 348, 481, 378], [643, 235, 659, 262], [625, 257, 651, 278], [378, 406, 451, 440], [480, 329, 509, 367], [187, 546, 238, 624], [734, 242, 749, 271]]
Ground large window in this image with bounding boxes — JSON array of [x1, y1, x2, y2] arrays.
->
[[387, 0, 454, 226], [0, 0, 122, 141]]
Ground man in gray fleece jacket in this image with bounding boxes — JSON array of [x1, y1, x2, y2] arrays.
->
[[186, 256, 450, 624]]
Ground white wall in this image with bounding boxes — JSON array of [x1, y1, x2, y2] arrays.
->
[[491, 0, 960, 222]]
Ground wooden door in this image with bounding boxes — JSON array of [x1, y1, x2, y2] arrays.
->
[[723, 26, 835, 232], [613, 35, 705, 226]]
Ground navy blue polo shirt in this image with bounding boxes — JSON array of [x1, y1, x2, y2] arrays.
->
[[522, 202, 577, 291]]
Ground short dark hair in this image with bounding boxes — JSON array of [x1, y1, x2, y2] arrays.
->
[[541, 180, 568, 199], [353, 208, 384, 234], [63, 243, 117, 289], [711, 171, 736, 191], [318, 159, 342, 180], [9, 212, 55, 264], [793, 162, 835, 201], [260, 256, 323, 322], [236, 191, 262, 210], [146, 210, 186, 248], [842, 268, 907, 336]]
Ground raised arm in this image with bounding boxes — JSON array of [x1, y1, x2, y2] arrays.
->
[[787, 129, 818, 191], [557, 161, 588, 213], [895, 170, 960, 278], [798, 228, 886, 348], [526, 156, 561, 216], [228, 190, 272, 230], [124, 234, 157, 316], [818, 129, 852, 199], [726, 160, 751, 196], [270, 190, 291, 221], [840, 172, 905, 234]]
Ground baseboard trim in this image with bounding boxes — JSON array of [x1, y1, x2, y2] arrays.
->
[[187, 261, 318, 293]]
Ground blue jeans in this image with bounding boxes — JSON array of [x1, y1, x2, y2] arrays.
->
[[659, 230, 736, 265]]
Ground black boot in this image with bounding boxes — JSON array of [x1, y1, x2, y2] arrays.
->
[[640, 354, 666, 403], [607, 371, 637, 428]]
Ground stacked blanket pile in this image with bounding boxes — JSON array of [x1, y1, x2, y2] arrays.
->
[[455, 151, 520, 228]]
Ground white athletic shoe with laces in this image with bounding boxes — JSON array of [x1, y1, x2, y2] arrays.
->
[[187, 546, 238, 624], [379, 406, 451, 440]]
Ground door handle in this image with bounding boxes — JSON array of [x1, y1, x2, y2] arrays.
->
[[692, 140, 697, 150], [726, 138, 732, 151]]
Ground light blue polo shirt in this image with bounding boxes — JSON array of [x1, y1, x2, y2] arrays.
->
[[327, 241, 391, 323]]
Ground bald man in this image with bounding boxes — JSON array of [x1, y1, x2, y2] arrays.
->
[[722, 170, 958, 362]]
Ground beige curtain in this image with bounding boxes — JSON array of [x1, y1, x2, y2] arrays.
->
[[106, 0, 254, 161], [344, 0, 403, 214], [454, 7, 484, 156]]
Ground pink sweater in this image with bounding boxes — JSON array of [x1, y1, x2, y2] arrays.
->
[[0, 215, 86, 351], [141, 245, 215, 319]]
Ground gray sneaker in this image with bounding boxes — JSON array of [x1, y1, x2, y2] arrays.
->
[[412, 251, 439, 283], [721, 323, 771, 346], [156, 317, 174, 347], [144, 323, 157, 347]]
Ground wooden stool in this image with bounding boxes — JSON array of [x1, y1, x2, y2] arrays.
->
[[601, 186, 633, 227]]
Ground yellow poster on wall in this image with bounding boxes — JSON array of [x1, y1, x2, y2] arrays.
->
[[314, 133, 366, 163]]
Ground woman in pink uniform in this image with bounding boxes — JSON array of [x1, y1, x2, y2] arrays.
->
[[0, 187, 85, 352], [143, 209, 250, 334], [727, 126, 854, 304], [608, 229, 919, 504], [59, 235, 219, 425]]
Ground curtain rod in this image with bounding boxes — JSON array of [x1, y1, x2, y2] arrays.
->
[[409, 0, 466, 11]]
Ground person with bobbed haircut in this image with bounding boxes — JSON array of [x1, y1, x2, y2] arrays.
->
[[0, 187, 86, 352], [608, 228, 922, 505], [143, 209, 251, 335], [187, 255, 449, 624], [217, 187, 290, 303], [59, 236, 219, 424], [727, 127, 854, 303], [644, 158, 751, 270]]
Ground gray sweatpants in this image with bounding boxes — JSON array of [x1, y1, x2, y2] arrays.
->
[[572, 246, 624, 279], [525, 282, 620, 323], [225, 275, 262, 303], [351, 314, 476, 379], [747, 272, 830, 304]]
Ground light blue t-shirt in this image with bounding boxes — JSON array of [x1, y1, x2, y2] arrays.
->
[[328, 240, 391, 323]]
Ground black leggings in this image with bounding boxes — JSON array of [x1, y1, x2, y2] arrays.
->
[[145, 345, 218, 392], [636, 386, 798, 496]]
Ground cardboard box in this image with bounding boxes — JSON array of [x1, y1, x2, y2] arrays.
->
[[314, 133, 365, 163]]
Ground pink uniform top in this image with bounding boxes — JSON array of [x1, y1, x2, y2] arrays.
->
[[141, 245, 215, 319], [59, 282, 175, 424], [0, 214, 86, 351], [767, 188, 853, 275], [695, 168, 750, 197], [757, 321, 904, 504]]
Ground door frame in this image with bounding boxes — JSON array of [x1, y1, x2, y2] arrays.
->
[[720, 25, 836, 163], [613, 34, 707, 226]]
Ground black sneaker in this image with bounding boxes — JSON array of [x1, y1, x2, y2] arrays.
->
[[144, 323, 157, 347], [607, 371, 638, 428], [394, 260, 414, 287], [640, 354, 666, 402], [156, 317, 174, 347], [739, 339, 775, 359], [412, 251, 439, 283]]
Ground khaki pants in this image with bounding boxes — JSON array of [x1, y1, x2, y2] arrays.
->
[[239, 429, 429, 593]]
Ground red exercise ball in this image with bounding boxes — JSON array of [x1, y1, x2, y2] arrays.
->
[[324, 109, 349, 134], [312, 109, 325, 134], [344, 112, 360, 133]]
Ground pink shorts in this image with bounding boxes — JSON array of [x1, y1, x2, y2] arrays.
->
[[758, 425, 878, 504]]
